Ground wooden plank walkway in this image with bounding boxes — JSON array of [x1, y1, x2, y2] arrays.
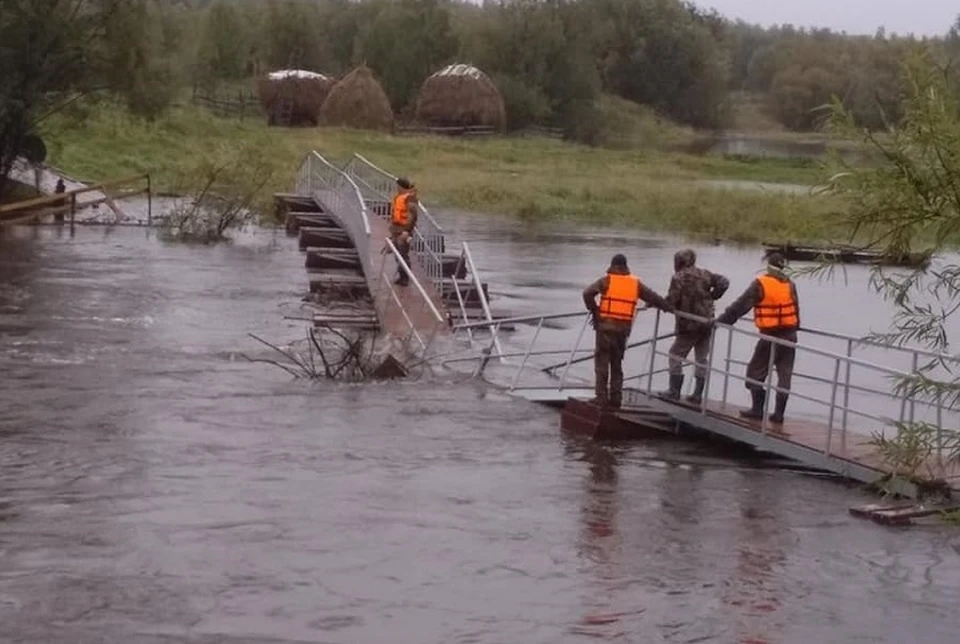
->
[[508, 384, 960, 493], [364, 213, 449, 338]]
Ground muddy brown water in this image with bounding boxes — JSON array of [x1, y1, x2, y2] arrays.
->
[[1, 219, 959, 643]]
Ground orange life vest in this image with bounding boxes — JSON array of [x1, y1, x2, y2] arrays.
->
[[599, 274, 640, 322], [754, 274, 799, 330], [391, 190, 414, 226]]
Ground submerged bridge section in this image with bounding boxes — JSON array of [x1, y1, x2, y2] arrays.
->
[[448, 308, 960, 496], [279, 151, 500, 357]]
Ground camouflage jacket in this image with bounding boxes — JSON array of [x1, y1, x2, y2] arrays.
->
[[666, 266, 730, 334]]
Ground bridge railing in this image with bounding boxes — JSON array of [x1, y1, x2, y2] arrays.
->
[[296, 152, 373, 281], [450, 308, 960, 463], [376, 237, 448, 354], [0, 173, 152, 227], [342, 153, 446, 289], [296, 152, 444, 353]]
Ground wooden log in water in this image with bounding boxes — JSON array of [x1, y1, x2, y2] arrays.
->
[[763, 243, 931, 269], [305, 247, 361, 270], [307, 270, 368, 296], [275, 193, 322, 223], [299, 227, 353, 250], [285, 211, 339, 235], [440, 281, 489, 304]]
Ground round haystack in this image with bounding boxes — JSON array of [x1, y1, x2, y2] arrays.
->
[[414, 64, 506, 131], [319, 66, 394, 131], [257, 69, 334, 127]]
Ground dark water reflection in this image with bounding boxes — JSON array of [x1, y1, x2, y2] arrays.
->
[[1, 224, 959, 643]]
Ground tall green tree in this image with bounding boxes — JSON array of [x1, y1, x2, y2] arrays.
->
[[0, 0, 125, 201], [360, 0, 458, 112], [824, 55, 960, 479], [197, 1, 250, 83]]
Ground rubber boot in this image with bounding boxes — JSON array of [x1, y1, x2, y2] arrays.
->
[[394, 268, 409, 286], [739, 389, 766, 420], [685, 377, 706, 405], [769, 393, 789, 424], [589, 395, 608, 408], [659, 374, 684, 401], [609, 393, 622, 410]]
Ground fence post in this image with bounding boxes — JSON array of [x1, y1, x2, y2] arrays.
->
[[69, 193, 77, 230], [908, 352, 919, 424], [559, 315, 590, 391], [760, 336, 776, 435], [841, 338, 852, 444], [701, 327, 716, 414], [146, 174, 152, 227], [722, 326, 734, 404], [646, 309, 661, 394], [826, 357, 841, 456]]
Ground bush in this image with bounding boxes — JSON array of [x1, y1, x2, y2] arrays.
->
[[492, 73, 553, 130]]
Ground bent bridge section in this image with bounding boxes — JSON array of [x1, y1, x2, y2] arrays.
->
[[279, 151, 499, 356]]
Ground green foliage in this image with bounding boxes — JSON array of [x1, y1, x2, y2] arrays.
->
[[163, 140, 274, 242], [42, 102, 836, 244], [101, 0, 176, 120], [361, 0, 458, 111], [197, 2, 250, 84], [490, 74, 552, 131], [0, 0, 124, 200], [826, 54, 960, 488]]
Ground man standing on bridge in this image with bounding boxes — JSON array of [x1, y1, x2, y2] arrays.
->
[[390, 177, 418, 286], [583, 254, 672, 409], [660, 249, 729, 404], [715, 252, 799, 424]]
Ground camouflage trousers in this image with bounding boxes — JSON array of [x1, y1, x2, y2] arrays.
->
[[745, 329, 797, 393], [594, 329, 629, 405], [668, 330, 712, 378]]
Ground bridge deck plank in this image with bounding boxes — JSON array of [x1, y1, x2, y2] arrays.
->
[[364, 213, 449, 338]]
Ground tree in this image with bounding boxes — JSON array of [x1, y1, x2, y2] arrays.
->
[[0, 0, 124, 202], [824, 53, 960, 485], [359, 0, 457, 112], [196, 1, 250, 84]]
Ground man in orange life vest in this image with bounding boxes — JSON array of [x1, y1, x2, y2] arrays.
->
[[583, 254, 672, 409], [716, 252, 800, 424], [390, 177, 419, 286]]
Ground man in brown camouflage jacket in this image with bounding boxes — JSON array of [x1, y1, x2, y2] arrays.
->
[[660, 249, 729, 404]]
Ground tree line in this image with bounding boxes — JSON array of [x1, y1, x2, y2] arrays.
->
[[144, 0, 960, 135], [2, 0, 960, 198]]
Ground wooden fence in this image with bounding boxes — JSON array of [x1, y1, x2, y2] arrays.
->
[[0, 174, 152, 227], [191, 88, 264, 121], [189, 87, 565, 140]]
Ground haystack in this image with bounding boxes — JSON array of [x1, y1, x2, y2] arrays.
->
[[257, 70, 334, 127], [415, 64, 505, 131], [319, 66, 394, 131]]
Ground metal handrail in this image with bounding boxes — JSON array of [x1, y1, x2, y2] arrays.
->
[[348, 153, 443, 232], [383, 237, 446, 326], [799, 325, 960, 365], [342, 154, 446, 291], [460, 241, 503, 360], [454, 310, 586, 331], [453, 305, 956, 462]]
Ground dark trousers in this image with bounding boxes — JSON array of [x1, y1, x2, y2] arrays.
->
[[746, 330, 797, 393], [668, 330, 711, 378], [595, 329, 628, 404], [390, 226, 411, 281]]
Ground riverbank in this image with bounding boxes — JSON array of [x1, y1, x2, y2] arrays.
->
[[41, 103, 845, 244]]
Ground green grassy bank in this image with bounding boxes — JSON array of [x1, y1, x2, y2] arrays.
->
[[41, 101, 844, 244]]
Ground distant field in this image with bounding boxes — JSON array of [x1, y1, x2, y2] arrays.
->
[[41, 100, 846, 244]]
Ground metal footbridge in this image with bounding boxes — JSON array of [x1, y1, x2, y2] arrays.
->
[[443, 307, 960, 495], [283, 150, 957, 496]]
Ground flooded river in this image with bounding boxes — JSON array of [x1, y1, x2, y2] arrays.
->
[[2, 220, 959, 643]]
